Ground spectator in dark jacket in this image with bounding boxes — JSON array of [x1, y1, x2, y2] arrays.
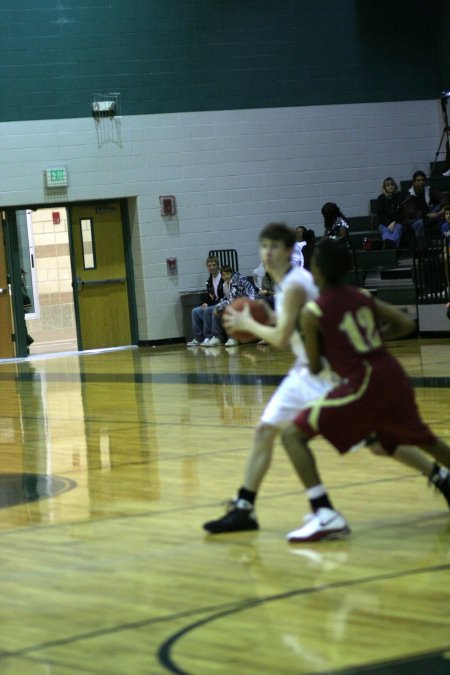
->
[[402, 170, 445, 239], [187, 256, 224, 346], [296, 226, 316, 269], [376, 177, 405, 249]]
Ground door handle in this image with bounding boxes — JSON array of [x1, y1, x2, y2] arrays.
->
[[0, 287, 9, 294], [79, 277, 126, 286]]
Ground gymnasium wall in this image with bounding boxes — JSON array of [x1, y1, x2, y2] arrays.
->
[[0, 1, 448, 341], [0, 0, 447, 121]]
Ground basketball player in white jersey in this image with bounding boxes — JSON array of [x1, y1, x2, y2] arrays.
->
[[203, 222, 339, 532]]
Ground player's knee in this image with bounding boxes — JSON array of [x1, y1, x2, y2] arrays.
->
[[281, 423, 301, 450], [255, 422, 278, 444]]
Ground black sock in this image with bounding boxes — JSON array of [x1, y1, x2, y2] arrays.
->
[[238, 486, 256, 505], [310, 493, 333, 512]]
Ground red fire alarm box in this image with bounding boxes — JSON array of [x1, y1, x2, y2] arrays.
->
[[166, 257, 178, 275], [159, 195, 176, 216], [52, 211, 61, 224]]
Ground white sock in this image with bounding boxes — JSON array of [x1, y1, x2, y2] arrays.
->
[[306, 484, 327, 500]]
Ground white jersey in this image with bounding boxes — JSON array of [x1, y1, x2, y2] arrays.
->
[[261, 265, 338, 428], [274, 265, 318, 367], [290, 241, 304, 267]]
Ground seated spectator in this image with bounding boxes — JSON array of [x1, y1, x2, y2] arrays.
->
[[187, 256, 224, 346], [208, 265, 257, 346], [297, 226, 315, 270], [401, 170, 446, 239], [256, 268, 275, 345], [291, 227, 305, 267], [258, 268, 275, 310], [252, 261, 265, 290], [376, 177, 405, 249], [291, 226, 316, 268], [321, 202, 349, 242], [251, 261, 276, 338], [441, 204, 450, 238], [252, 261, 275, 307]]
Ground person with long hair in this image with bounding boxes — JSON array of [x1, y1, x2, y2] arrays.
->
[[292, 225, 315, 270], [321, 202, 349, 241], [376, 177, 404, 249]]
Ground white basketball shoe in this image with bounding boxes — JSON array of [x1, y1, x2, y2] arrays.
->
[[286, 507, 350, 543]]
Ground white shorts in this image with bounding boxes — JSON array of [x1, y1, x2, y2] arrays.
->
[[260, 366, 337, 427]]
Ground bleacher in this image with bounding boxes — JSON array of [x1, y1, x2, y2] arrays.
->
[[344, 161, 450, 334]]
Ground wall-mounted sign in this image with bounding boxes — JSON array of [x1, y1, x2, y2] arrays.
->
[[45, 167, 68, 188]]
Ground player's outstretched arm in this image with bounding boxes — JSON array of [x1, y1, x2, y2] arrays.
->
[[374, 298, 417, 341]]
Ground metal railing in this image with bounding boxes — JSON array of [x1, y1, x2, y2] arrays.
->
[[412, 234, 449, 303]]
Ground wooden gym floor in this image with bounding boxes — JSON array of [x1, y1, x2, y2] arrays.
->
[[0, 337, 449, 674]]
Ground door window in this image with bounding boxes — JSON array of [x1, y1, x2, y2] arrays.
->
[[80, 218, 96, 270]]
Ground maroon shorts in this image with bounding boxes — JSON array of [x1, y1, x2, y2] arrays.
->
[[294, 358, 437, 455]]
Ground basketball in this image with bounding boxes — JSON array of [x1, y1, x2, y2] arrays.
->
[[224, 298, 270, 342]]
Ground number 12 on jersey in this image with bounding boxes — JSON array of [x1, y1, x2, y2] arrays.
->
[[339, 307, 382, 353]]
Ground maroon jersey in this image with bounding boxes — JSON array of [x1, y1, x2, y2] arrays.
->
[[295, 285, 436, 454], [307, 285, 386, 381]]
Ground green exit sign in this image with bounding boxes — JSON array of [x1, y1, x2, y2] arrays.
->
[[45, 167, 68, 188]]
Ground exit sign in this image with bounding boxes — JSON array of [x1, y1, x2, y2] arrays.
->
[[45, 167, 68, 188]]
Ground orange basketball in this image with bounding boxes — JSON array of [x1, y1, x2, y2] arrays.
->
[[224, 298, 270, 342]]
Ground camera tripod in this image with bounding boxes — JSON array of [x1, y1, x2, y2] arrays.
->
[[430, 93, 450, 177]]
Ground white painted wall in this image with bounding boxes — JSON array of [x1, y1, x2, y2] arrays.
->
[[0, 99, 443, 340]]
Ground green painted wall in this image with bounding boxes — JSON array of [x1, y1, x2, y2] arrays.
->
[[434, 1, 450, 95], [0, 0, 448, 123]]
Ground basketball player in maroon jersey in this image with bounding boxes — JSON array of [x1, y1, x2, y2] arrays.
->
[[282, 238, 450, 543]]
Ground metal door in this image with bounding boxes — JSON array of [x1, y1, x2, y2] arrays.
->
[[0, 217, 15, 358], [69, 202, 132, 350]]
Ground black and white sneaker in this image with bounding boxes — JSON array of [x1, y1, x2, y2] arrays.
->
[[203, 498, 259, 533], [429, 464, 450, 509]]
